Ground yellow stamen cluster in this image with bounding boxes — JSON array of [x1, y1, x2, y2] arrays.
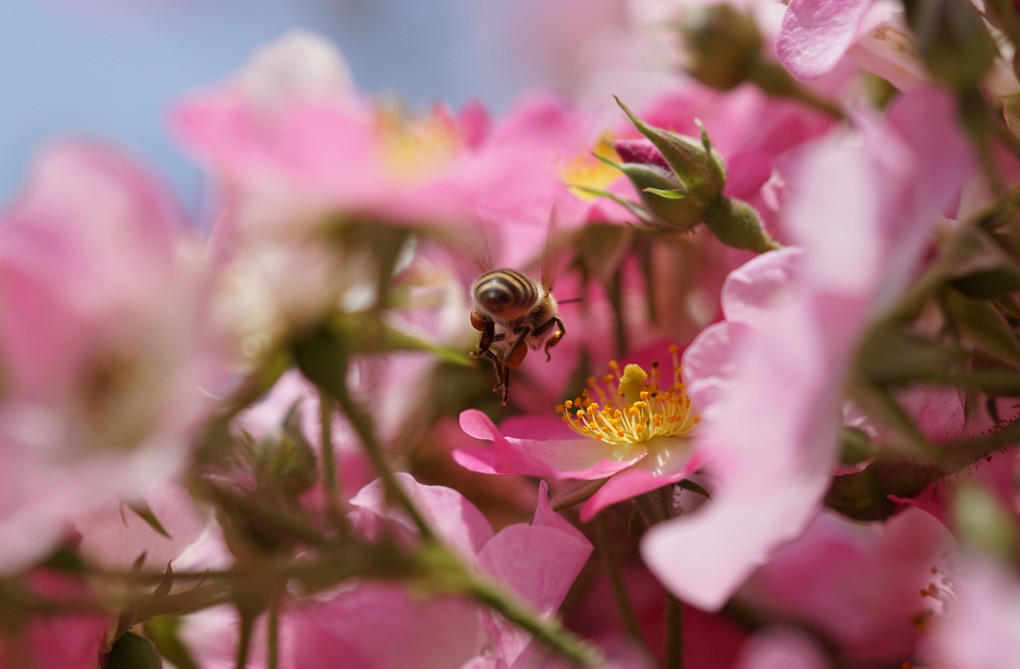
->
[[556, 345, 699, 446], [377, 107, 462, 181]]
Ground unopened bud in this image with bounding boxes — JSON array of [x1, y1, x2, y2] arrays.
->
[[614, 99, 727, 231], [614, 139, 701, 232], [681, 4, 762, 90], [903, 0, 996, 89]]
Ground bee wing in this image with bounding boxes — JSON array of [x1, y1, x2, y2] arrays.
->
[[439, 215, 496, 292], [539, 205, 577, 291]]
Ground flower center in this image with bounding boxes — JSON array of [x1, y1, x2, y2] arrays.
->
[[557, 345, 699, 445], [558, 134, 622, 201], [377, 106, 463, 182]]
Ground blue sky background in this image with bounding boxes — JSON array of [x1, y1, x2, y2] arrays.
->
[[0, 0, 554, 212]]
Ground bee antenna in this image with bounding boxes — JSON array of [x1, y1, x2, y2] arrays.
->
[[558, 297, 583, 305]]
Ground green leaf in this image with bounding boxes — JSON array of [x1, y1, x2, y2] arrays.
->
[[941, 226, 1020, 298], [943, 288, 1020, 369], [101, 632, 163, 669], [953, 483, 1018, 560]]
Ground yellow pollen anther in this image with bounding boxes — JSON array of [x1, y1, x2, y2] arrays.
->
[[556, 351, 699, 446]]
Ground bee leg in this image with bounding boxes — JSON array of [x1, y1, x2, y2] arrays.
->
[[482, 349, 510, 406], [470, 313, 497, 358], [503, 326, 531, 369], [534, 316, 566, 362]]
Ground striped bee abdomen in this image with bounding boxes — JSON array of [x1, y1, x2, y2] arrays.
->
[[471, 269, 540, 318]]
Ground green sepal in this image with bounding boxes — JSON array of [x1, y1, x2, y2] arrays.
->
[[857, 326, 965, 385], [943, 288, 1020, 369], [127, 502, 172, 540], [942, 226, 1020, 298], [839, 426, 878, 466], [567, 185, 654, 225], [642, 187, 687, 200], [614, 97, 726, 206], [848, 382, 932, 459]]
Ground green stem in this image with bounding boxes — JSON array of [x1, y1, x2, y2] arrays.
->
[[592, 515, 648, 654], [665, 593, 684, 669], [938, 413, 1020, 473], [331, 381, 436, 542], [318, 389, 344, 528], [267, 589, 281, 669], [234, 609, 254, 669]]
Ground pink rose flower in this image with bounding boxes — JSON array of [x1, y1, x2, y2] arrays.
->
[[640, 87, 972, 611], [456, 342, 704, 521], [739, 507, 953, 665], [0, 141, 215, 572]]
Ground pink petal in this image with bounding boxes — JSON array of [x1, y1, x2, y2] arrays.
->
[[349, 473, 493, 560], [455, 410, 644, 480], [931, 557, 1020, 669], [477, 485, 592, 665], [720, 248, 803, 326], [579, 439, 704, 522], [290, 583, 485, 669], [776, 0, 876, 80]]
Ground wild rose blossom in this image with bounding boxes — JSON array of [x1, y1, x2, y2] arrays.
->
[[8, 4, 1020, 667], [172, 31, 625, 243], [738, 507, 954, 665], [456, 343, 703, 521], [0, 142, 215, 572], [171, 474, 594, 669], [640, 86, 972, 611]]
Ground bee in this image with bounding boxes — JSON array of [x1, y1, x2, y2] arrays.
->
[[469, 268, 566, 406]]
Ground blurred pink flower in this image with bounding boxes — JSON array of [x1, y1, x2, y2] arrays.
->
[[739, 507, 953, 666], [172, 31, 619, 243], [321, 474, 592, 669], [0, 142, 215, 572], [70, 482, 210, 572], [640, 87, 972, 611], [175, 474, 593, 669], [456, 342, 704, 521], [732, 629, 831, 669], [0, 570, 106, 669], [926, 555, 1020, 669]]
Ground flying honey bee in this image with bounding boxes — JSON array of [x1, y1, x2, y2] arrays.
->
[[469, 268, 567, 406]]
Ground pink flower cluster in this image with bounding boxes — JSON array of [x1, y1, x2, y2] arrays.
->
[[5, 4, 1020, 668]]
